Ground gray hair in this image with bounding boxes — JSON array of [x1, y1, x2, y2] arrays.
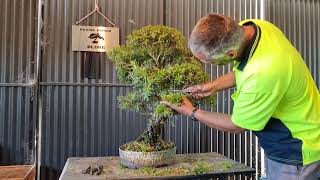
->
[[188, 14, 244, 63], [188, 27, 243, 63]]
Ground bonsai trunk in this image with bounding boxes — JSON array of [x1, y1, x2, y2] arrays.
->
[[136, 118, 166, 144]]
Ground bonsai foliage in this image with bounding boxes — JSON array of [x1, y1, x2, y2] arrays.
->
[[108, 25, 216, 145]]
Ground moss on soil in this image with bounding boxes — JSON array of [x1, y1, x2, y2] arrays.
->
[[135, 166, 192, 176], [191, 161, 214, 175], [121, 140, 175, 152], [222, 161, 232, 169], [119, 160, 234, 177]]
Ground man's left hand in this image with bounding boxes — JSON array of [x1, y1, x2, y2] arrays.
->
[[160, 97, 195, 117]]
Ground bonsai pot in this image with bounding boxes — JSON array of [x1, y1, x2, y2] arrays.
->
[[119, 144, 176, 169]]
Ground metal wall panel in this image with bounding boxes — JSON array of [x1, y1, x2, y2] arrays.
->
[[0, 0, 37, 84], [0, 87, 36, 165], [39, 86, 147, 179], [41, 0, 164, 84], [0, 0, 37, 165], [266, 0, 320, 89]]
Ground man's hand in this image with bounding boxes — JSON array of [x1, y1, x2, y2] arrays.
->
[[184, 71, 236, 99], [160, 97, 195, 117], [183, 82, 216, 99], [161, 96, 245, 133]]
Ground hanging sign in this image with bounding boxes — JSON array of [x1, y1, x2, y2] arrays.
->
[[72, 25, 119, 52]]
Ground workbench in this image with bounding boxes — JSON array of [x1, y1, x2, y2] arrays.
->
[[60, 152, 255, 179]]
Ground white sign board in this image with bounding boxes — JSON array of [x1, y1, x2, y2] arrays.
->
[[72, 25, 119, 52]]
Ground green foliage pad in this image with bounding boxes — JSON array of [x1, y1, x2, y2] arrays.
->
[[108, 25, 216, 145]]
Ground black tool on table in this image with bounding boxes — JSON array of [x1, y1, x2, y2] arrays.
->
[[81, 165, 104, 175]]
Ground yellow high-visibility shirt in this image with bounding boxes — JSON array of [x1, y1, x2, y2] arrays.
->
[[231, 19, 320, 165]]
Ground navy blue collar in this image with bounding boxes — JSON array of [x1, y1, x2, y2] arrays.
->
[[237, 21, 261, 71]]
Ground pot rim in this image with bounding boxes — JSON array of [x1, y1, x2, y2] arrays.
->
[[119, 144, 176, 154]]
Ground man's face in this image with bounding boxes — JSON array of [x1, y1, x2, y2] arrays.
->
[[211, 51, 238, 65], [195, 51, 237, 65]]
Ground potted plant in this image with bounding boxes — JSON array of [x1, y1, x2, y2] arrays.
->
[[108, 25, 216, 169]]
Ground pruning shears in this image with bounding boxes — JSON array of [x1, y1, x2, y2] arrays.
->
[[168, 89, 192, 95]]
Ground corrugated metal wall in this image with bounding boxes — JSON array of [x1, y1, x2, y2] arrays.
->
[[0, 87, 36, 164], [266, 0, 320, 89], [40, 0, 164, 84], [0, 0, 37, 84], [0, 0, 319, 179], [0, 0, 37, 165]]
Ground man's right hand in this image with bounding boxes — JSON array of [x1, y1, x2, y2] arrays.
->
[[183, 71, 236, 99], [183, 82, 216, 99]]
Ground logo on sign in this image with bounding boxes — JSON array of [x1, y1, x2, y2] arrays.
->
[[88, 33, 104, 44]]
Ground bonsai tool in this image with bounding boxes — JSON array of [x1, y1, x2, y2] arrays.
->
[[168, 89, 193, 96], [81, 165, 104, 175]]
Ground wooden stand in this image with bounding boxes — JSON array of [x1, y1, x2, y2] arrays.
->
[[0, 165, 36, 180]]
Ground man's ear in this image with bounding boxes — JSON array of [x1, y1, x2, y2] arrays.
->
[[226, 50, 237, 59]]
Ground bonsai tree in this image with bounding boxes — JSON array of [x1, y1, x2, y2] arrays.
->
[[108, 25, 216, 151]]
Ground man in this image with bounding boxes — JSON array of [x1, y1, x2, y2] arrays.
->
[[161, 13, 320, 179]]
